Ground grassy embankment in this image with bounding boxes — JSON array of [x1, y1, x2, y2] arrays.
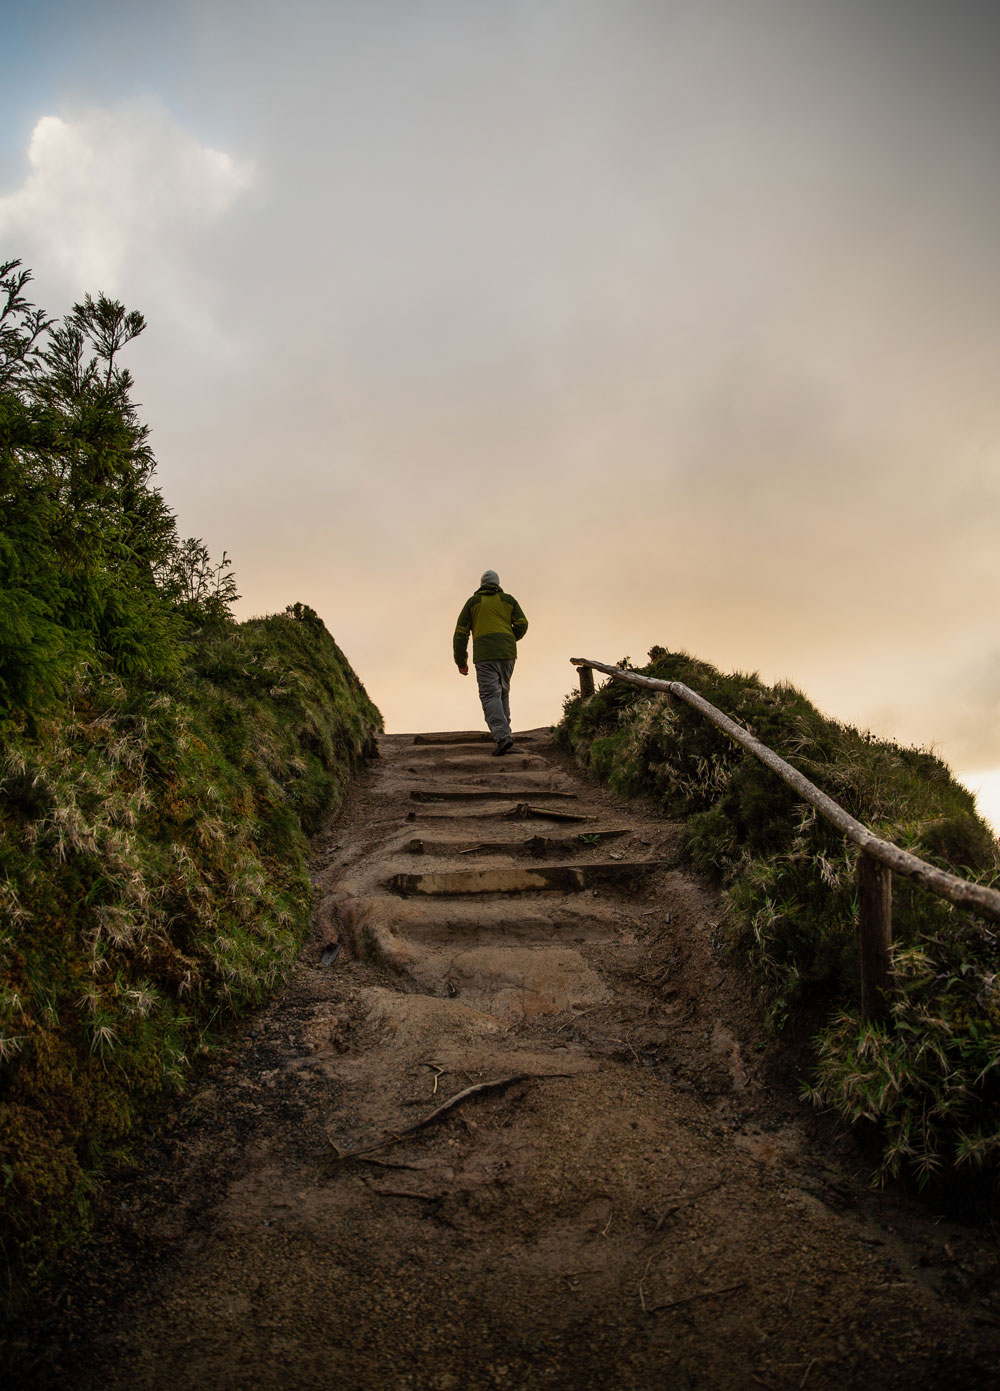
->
[[559, 648, 1000, 1190], [0, 261, 382, 1313], [0, 606, 381, 1312]]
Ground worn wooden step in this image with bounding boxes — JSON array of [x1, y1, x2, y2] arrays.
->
[[405, 756, 550, 772], [411, 731, 491, 745], [387, 861, 671, 896], [405, 803, 597, 823], [403, 830, 631, 857], [410, 787, 577, 803], [411, 731, 537, 746], [506, 803, 596, 822]]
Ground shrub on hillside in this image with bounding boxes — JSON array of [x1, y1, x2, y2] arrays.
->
[[559, 648, 1000, 1185], [1, 262, 182, 723]]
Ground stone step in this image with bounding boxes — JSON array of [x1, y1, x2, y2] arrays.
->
[[387, 861, 671, 896]]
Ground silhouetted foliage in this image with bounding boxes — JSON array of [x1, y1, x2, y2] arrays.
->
[[156, 537, 241, 627], [0, 261, 191, 723]]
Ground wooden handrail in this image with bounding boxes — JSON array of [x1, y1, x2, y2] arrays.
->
[[571, 658, 1000, 1020]]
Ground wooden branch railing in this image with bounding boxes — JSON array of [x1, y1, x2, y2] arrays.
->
[[571, 657, 1000, 1023]]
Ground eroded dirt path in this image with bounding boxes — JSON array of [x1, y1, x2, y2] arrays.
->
[[8, 730, 1000, 1389]]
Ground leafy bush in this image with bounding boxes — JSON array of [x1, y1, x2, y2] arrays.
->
[[559, 648, 1000, 1184], [155, 537, 241, 627], [806, 928, 1000, 1185], [1, 263, 183, 725]]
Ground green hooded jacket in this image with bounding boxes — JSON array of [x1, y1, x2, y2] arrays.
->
[[453, 584, 528, 666]]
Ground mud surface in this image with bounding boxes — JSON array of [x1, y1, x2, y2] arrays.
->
[[6, 729, 1000, 1389]]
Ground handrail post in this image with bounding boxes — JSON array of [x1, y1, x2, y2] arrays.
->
[[858, 850, 893, 1024], [578, 665, 595, 699]]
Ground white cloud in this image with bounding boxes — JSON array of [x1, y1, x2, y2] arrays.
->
[[0, 102, 254, 333]]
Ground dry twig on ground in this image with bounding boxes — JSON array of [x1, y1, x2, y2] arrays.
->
[[328, 1072, 570, 1163]]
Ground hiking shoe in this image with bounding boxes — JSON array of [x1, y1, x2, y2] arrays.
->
[[492, 738, 514, 756]]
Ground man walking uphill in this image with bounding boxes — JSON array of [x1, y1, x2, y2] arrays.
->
[[454, 570, 528, 755]]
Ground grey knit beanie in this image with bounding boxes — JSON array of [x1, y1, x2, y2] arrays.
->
[[480, 569, 500, 587]]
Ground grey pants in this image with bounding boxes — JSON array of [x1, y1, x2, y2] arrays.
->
[[475, 659, 515, 744]]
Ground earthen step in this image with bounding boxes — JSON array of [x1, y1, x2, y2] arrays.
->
[[387, 861, 671, 896], [389, 942, 606, 1018], [355, 895, 620, 946]]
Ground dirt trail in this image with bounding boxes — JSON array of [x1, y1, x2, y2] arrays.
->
[[8, 730, 1000, 1389]]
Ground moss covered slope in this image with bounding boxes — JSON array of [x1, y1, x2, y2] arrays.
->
[[0, 604, 381, 1306], [559, 648, 1000, 1186]]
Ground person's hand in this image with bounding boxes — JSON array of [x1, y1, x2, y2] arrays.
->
[[458, 664, 469, 676]]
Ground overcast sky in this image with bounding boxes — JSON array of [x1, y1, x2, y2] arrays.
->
[[3, 0, 1000, 825]]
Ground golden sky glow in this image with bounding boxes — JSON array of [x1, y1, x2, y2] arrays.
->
[[3, 1, 1000, 821]]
